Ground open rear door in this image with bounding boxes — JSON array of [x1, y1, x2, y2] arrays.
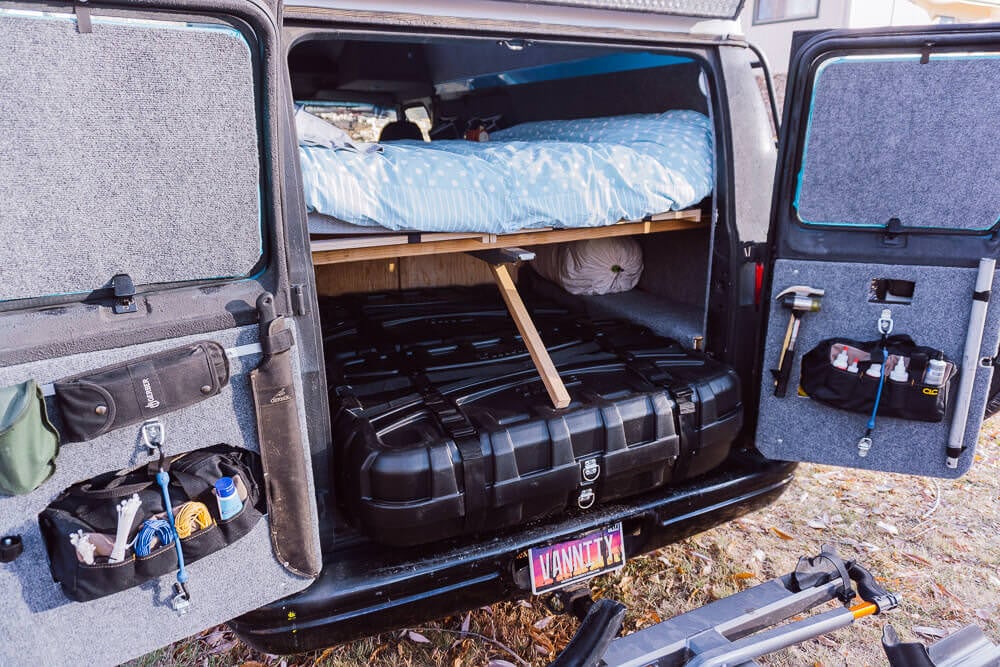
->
[[755, 24, 1000, 477], [0, 0, 325, 664]]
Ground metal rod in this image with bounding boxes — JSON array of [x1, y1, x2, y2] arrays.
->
[[946, 257, 995, 468], [686, 607, 856, 667]]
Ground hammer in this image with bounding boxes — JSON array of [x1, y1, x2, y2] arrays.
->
[[772, 285, 824, 397]]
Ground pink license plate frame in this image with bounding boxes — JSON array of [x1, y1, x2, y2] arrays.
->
[[528, 523, 626, 595]]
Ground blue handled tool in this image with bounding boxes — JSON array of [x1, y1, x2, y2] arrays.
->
[[141, 419, 191, 613], [857, 309, 893, 458]]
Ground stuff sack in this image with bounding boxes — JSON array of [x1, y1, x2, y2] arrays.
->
[[54, 341, 230, 442], [38, 444, 263, 602], [0, 380, 59, 495], [532, 238, 643, 295], [800, 335, 957, 422]]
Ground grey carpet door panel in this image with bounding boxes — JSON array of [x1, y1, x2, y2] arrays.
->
[[0, 326, 321, 667], [0, 9, 263, 303], [795, 54, 1000, 231], [756, 259, 1000, 478]]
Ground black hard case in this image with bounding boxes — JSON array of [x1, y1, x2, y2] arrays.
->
[[322, 290, 742, 547]]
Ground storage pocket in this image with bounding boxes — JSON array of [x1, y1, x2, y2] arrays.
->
[[0, 380, 60, 495], [53, 341, 230, 442], [800, 336, 956, 423], [38, 444, 263, 602]]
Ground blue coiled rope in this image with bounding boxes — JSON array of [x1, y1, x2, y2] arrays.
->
[[133, 518, 175, 558]]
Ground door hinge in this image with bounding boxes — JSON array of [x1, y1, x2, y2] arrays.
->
[[290, 284, 308, 316]]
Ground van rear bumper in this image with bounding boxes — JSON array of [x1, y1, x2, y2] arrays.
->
[[231, 453, 796, 655]]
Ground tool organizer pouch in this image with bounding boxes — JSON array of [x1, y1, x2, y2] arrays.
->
[[54, 341, 230, 442], [800, 335, 957, 422], [0, 380, 60, 496], [38, 444, 264, 602]]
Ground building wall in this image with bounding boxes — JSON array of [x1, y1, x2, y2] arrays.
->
[[741, 0, 850, 73], [741, 0, 934, 74]]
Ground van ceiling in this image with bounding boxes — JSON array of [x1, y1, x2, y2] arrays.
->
[[289, 38, 694, 104]]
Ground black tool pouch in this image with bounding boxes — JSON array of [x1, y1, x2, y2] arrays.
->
[[54, 342, 230, 442], [800, 335, 957, 422], [38, 444, 263, 602]]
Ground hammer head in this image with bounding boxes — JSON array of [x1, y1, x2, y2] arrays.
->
[[776, 285, 824, 312]]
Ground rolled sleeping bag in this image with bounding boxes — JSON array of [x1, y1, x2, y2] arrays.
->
[[532, 237, 644, 295]]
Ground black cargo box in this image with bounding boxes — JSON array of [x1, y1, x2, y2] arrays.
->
[[323, 290, 742, 547]]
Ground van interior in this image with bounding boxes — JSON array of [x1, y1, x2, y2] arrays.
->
[[289, 33, 734, 550]]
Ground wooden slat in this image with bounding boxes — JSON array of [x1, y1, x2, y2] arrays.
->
[[311, 209, 704, 265], [488, 263, 571, 410]]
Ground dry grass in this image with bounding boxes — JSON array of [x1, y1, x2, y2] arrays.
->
[[134, 421, 999, 667]]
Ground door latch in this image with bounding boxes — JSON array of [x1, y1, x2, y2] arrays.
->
[[110, 273, 137, 314]]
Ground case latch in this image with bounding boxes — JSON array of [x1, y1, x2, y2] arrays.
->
[[110, 273, 137, 314]]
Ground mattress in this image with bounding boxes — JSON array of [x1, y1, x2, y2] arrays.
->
[[300, 110, 713, 235]]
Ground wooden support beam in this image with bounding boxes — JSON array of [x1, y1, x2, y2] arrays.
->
[[487, 262, 571, 410], [310, 210, 705, 266]]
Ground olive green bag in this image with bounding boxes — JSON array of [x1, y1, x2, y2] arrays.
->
[[0, 380, 60, 496]]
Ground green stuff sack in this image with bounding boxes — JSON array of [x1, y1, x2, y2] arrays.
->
[[0, 380, 60, 495]]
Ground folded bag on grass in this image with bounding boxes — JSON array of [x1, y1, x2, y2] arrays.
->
[[0, 380, 59, 496], [532, 237, 644, 295]]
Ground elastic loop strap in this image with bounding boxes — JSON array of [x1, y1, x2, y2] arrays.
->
[[260, 328, 294, 356], [973, 289, 991, 302]]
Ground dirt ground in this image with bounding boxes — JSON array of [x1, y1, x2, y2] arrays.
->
[[133, 420, 999, 667]]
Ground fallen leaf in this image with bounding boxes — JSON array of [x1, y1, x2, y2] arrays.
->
[[935, 582, 964, 605], [807, 520, 827, 530], [901, 552, 931, 566], [770, 526, 795, 540], [913, 626, 948, 639], [312, 647, 337, 665], [487, 661, 517, 667], [877, 521, 899, 535], [534, 644, 550, 656], [407, 630, 431, 644], [732, 572, 755, 580], [753, 549, 766, 562], [461, 612, 471, 636], [533, 615, 555, 630]]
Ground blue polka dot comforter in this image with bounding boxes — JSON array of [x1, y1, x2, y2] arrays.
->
[[299, 110, 713, 234]]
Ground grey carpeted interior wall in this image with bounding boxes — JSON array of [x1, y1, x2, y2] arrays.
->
[[796, 54, 1000, 231], [0, 325, 320, 667], [0, 10, 263, 302], [756, 259, 1000, 478]]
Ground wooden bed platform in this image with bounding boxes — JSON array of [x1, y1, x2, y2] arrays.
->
[[310, 208, 705, 265], [309, 207, 707, 409]]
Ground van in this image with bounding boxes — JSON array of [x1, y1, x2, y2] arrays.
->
[[1, 0, 998, 663]]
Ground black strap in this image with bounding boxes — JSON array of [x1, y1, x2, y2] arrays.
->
[[75, 1, 92, 33], [456, 437, 488, 532], [974, 289, 991, 302], [260, 327, 294, 356]]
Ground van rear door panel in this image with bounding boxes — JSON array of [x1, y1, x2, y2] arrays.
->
[[755, 26, 1000, 477], [0, 1, 323, 664]]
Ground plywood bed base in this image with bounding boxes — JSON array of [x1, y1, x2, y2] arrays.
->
[[310, 209, 705, 265]]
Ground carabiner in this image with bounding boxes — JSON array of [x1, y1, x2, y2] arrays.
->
[[877, 308, 894, 336]]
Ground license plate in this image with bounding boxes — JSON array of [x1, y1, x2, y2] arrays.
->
[[528, 523, 625, 595]]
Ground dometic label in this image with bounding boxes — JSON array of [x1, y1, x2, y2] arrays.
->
[[529, 523, 625, 595]]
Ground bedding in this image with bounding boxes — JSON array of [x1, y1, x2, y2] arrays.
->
[[299, 110, 713, 234]]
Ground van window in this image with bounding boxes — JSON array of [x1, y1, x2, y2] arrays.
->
[[794, 52, 1000, 231], [299, 102, 398, 142], [0, 9, 264, 304]]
